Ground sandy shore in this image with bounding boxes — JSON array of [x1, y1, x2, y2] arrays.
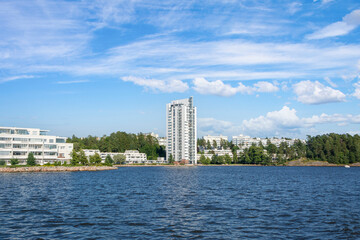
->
[[0, 166, 118, 173]]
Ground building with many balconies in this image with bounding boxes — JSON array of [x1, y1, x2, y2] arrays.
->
[[203, 135, 228, 148], [0, 126, 73, 165], [166, 97, 197, 164]]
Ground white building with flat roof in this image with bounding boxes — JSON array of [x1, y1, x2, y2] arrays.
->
[[203, 135, 228, 147], [0, 126, 73, 165], [83, 149, 149, 164], [166, 97, 197, 164], [232, 134, 301, 149], [157, 137, 167, 146]]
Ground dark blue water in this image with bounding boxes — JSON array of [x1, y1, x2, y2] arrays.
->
[[0, 166, 359, 239]]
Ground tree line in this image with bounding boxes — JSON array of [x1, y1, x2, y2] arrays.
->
[[67, 132, 166, 160], [198, 133, 360, 165]]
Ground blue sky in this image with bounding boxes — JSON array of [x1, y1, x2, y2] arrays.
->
[[1, 0, 360, 139]]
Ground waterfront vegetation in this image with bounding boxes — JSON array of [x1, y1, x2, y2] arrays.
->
[[198, 133, 360, 166], [2, 133, 358, 168], [67, 132, 166, 160]]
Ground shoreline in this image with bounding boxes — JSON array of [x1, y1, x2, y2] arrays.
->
[[0, 166, 118, 173], [116, 162, 360, 167]]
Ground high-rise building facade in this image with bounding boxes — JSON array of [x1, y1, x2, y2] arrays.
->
[[0, 127, 73, 165], [166, 97, 197, 164]]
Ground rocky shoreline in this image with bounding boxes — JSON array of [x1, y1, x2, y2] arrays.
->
[[0, 166, 118, 173], [285, 159, 360, 167]]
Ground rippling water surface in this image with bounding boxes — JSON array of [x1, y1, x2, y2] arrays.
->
[[0, 166, 359, 239]]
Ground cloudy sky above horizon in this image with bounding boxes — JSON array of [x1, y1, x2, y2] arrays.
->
[[1, 0, 360, 139]]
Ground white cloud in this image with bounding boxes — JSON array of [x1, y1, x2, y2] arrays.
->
[[0, 75, 34, 83], [56, 80, 89, 84], [122, 76, 188, 93], [293, 80, 346, 104], [192, 78, 278, 97], [193, 78, 239, 97], [307, 9, 360, 39], [200, 106, 360, 137], [352, 81, 360, 99], [253, 81, 279, 92], [242, 106, 302, 136]]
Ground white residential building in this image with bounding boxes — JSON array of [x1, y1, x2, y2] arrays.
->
[[203, 135, 228, 147], [123, 150, 147, 164], [232, 134, 301, 149], [143, 132, 159, 138], [166, 97, 197, 164], [83, 149, 149, 164], [0, 126, 73, 165], [157, 137, 167, 146], [197, 153, 213, 161]]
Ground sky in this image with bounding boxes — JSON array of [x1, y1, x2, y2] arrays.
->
[[1, 0, 360, 139]]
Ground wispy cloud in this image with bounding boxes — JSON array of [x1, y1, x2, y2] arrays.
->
[[352, 81, 360, 99], [307, 9, 360, 39], [0, 75, 34, 83], [56, 80, 90, 84], [122, 76, 189, 93], [287, 2, 302, 15]]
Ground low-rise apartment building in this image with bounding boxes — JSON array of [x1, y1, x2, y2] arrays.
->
[[0, 126, 73, 165], [83, 149, 152, 164], [203, 135, 228, 147]]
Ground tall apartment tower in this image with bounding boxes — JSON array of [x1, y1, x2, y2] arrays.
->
[[166, 97, 197, 164]]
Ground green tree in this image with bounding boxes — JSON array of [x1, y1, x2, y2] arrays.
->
[[113, 154, 126, 164], [199, 154, 210, 165], [27, 152, 36, 166], [168, 154, 174, 164], [232, 151, 238, 164], [266, 142, 277, 155], [79, 149, 88, 165], [199, 154, 206, 164], [70, 149, 79, 165], [89, 153, 102, 165], [10, 158, 19, 165], [224, 154, 232, 164], [213, 140, 217, 149], [206, 140, 212, 150], [105, 154, 113, 165]]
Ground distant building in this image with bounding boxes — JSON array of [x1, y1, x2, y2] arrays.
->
[[83, 149, 152, 164], [123, 150, 147, 164], [232, 134, 302, 149], [203, 135, 228, 147], [166, 97, 197, 164], [142, 132, 166, 147], [143, 132, 159, 138], [0, 126, 73, 165], [157, 137, 167, 146]]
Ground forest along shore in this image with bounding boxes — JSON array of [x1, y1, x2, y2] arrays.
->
[[0, 166, 117, 172]]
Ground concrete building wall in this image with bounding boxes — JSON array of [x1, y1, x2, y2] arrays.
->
[[0, 126, 73, 165]]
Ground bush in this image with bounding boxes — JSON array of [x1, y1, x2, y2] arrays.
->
[[0, 160, 5, 166], [105, 155, 113, 166], [10, 158, 19, 165], [54, 161, 62, 166]]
